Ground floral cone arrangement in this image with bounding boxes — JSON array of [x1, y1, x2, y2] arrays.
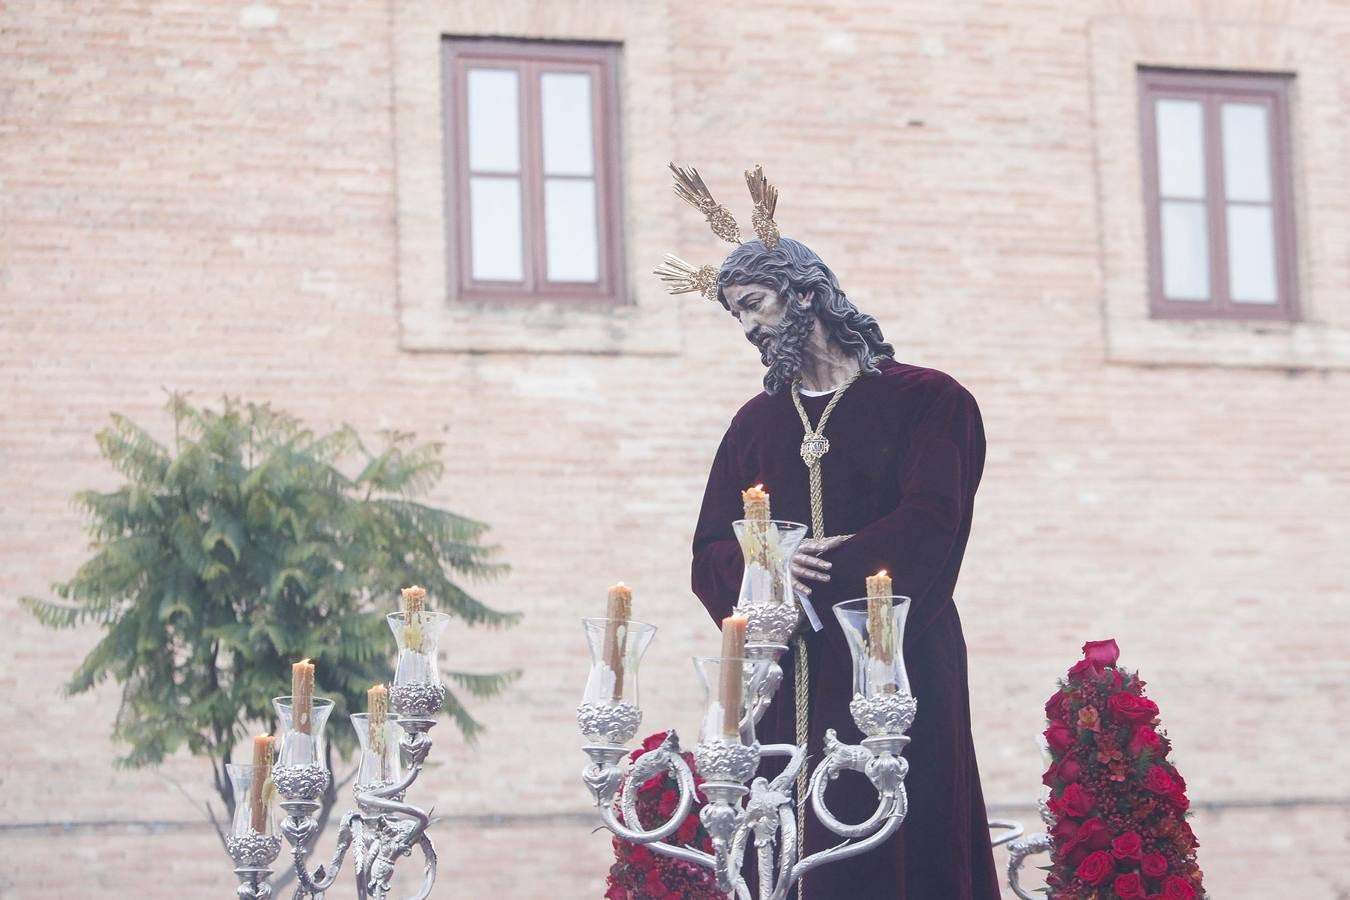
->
[[605, 731, 722, 900], [1042, 640, 1206, 900]]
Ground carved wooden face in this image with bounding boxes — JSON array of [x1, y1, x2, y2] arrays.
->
[[723, 282, 793, 349]]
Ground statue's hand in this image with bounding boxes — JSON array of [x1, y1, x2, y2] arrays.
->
[[790, 535, 849, 596]]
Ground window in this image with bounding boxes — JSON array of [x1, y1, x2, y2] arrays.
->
[[443, 39, 624, 305], [1138, 68, 1298, 320]]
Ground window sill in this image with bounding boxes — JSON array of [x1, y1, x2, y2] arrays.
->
[[1105, 313, 1350, 371], [398, 294, 682, 356]]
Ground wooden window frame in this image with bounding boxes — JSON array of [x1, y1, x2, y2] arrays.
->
[[442, 38, 626, 306], [1137, 67, 1299, 322]]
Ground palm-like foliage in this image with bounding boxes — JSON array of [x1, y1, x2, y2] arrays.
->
[[24, 394, 518, 833]]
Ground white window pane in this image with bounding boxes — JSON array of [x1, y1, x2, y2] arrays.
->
[[544, 178, 599, 283], [1221, 102, 1272, 203], [469, 176, 523, 281], [1156, 98, 1206, 199], [467, 68, 520, 174], [1226, 204, 1279, 303], [541, 72, 594, 176], [1160, 200, 1210, 300]]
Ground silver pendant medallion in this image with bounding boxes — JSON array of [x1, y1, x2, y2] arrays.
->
[[800, 433, 830, 466]]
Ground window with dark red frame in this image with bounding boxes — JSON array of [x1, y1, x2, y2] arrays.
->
[[443, 39, 624, 305], [1137, 68, 1298, 321]]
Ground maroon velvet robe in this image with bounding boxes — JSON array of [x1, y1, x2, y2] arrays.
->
[[691, 359, 1000, 899]]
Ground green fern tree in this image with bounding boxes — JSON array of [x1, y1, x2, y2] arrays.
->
[[24, 394, 518, 855]]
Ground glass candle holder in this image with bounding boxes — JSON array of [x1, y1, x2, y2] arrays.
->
[[732, 519, 808, 643], [350, 712, 404, 797], [271, 695, 335, 800], [386, 611, 451, 717], [833, 595, 918, 737], [225, 763, 282, 867], [693, 656, 772, 745], [577, 617, 656, 745], [693, 656, 769, 783]]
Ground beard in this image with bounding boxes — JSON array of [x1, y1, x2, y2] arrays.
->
[[747, 298, 815, 396]]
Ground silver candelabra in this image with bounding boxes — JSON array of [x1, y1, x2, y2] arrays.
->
[[223, 610, 451, 900], [578, 518, 919, 899]]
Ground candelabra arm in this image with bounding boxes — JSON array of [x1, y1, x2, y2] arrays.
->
[[281, 806, 358, 898], [988, 819, 1025, 848], [806, 731, 906, 839], [772, 804, 903, 900], [1006, 832, 1053, 900], [614, 744, 699, 844], [758, 743, 806, 795]]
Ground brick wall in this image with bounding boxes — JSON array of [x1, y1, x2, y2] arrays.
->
[[2, 1, 1348, 897]]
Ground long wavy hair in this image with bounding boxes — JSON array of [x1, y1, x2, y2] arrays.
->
[[716, 238, 894, 395]]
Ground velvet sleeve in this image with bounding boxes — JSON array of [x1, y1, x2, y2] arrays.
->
[[817, 377, 985, 635], [691, 421, 747, 625]]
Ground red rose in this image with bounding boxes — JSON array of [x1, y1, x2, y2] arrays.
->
[[1113, 872, 1146, 899], [1045, 751, 1083, 787], [1046, 690, 1071, 722], [641, 732, 668, 752], [658, 789, 680, 818], [628, 843, 651, 866], [1145, 765, 1177, 795], [1111, 831, 1143, 861], [1075, 850, 1113, 886], [1045, 720, 1076, 753], [1050, 816, 1080, 842], [1108, 693, 1160, 726], [1142, 853, 1169, 878], [1162, 875, 1196, 899], [1077, 817, 1112, 851], [1059, 782, 1097, 817], [1128, 726, 1163, 756], [1082, 638, 1120, 670], [1067, 657, 1097, 681]]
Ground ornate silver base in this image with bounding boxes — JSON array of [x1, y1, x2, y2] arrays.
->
[[272, 764, 330, 802], [576, 700, 642, 745], [390, 682, 446, 718], [226, 833, 282, 868], [849, 690, 919, 736]]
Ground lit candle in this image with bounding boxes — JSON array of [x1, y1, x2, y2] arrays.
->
[[741, 484, 770, 522], [741, 484, 772, 570], [604, 583, 633, 702], [249, 734, 275, 833], [400, 585, 427, 652], [291, 658, 315, 735], [720, 614, 748, 738], [866, 570, 898, 693], [368, 683, 388, 760]]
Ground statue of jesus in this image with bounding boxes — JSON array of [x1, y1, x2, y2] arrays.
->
[[677, 170, 1001, 898]]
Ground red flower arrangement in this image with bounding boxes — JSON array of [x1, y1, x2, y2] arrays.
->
[[605, 731, 723, 900], [1042, 640, 1206, 900]]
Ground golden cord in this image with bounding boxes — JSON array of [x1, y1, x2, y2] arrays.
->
[[787, 369, 865, 897]]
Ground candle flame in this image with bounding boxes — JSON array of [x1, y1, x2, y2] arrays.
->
[[875, 570, 888, 578]]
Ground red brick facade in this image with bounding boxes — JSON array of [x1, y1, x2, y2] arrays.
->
[[3, 2, 1348, 896]]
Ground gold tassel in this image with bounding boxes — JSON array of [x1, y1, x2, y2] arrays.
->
[[669, 163, 742, 244], [652, 254, 720, 303], [745, 164, 780, 250]]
